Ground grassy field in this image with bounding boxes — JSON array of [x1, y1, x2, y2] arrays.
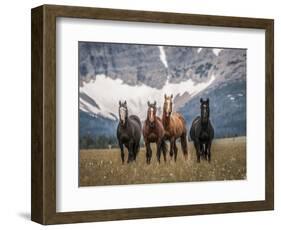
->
[[79, 137, 246, 186]]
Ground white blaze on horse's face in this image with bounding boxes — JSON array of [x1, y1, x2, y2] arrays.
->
[[149, 107, 155, 123], [119, 107, 126, 124], [165, 98, 172, 117]]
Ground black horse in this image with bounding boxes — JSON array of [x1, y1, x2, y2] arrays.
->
[[117, 100, 142, 164], [190, 98, 214, 163]]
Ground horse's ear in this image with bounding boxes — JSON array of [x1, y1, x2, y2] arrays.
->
[[171, 94, 173, 99], [124, 100, 127, 105], [147, 101, 150, 106], [206, 98, 209, 104], [200, 98, 203, 103], [154, 101, 156, 106], [119, 100, 121, 106], [164, 94, 167, 99]]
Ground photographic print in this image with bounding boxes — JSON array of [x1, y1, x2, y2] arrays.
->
[[31, 5, 273, 224], [79, 42, 246, 186]]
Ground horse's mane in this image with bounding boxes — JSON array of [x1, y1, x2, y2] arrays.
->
[[162, 112, 184, 126], [129, 114, 142, 129]]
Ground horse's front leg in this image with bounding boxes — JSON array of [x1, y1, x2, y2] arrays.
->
[[169, 138, 174, 159], [162, 139, 167, 163], [194, 140, 201, 163], [133, 142, 139, 161], [173, 139, 178, 162], [145, 141, 152, 164], [202, 144, 207, 160], [156, 140, 162, 164], [207, 141, 212, 163], [163, 150, 167, 162], [127, 141, 134, 163], [119, 141, 125, 164]]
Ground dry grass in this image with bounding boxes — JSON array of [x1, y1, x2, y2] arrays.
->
[[79, 137, 246, 186]]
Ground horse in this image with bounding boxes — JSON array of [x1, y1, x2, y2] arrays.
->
[[116, 100, 142, 164], [162, 94, 188, 162], [190, 98, 214, 163], [143, 101, 167, 164]]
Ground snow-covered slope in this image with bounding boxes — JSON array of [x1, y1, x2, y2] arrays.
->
[[80, 74, 215, 121]]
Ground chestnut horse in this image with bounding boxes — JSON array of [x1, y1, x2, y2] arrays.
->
[[143, 101, 167, 164], [162, 94, 188, 161]]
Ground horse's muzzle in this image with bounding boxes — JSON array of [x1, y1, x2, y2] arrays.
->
[[149, 122, 155, 128], [166, 112, 171, 117]]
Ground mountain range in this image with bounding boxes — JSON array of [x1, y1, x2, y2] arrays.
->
[[79, 42, 246, 144]]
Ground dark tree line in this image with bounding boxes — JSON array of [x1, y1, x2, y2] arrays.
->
[[80, 134, 118, 149], [80, 134, 147, 150]]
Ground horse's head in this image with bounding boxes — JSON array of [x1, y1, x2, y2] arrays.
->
[[200, 98, 210, 124], [119, 100, 128, 126], [147, 101, 157, 127], [163, 94, 173, 118]]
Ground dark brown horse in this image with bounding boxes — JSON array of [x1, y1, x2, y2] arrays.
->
[[162, 94, 188, 161], [143, 101, 167, 164], [117, 101, 142, 164]]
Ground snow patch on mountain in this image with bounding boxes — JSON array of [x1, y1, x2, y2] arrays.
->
[[80, 97, 116, 120], [213, 48, 222, 56], [158, 46, 168, 68], [80, 74, 215, 121]]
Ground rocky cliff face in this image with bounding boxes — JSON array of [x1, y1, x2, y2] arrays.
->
[[213, 49, 246, 83], [79, 43, 246, 87], [164, 47, 217, 83], [79, 42, 168, 88]]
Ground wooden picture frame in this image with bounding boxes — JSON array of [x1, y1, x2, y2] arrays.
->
[[31, 4, 274, 225]]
